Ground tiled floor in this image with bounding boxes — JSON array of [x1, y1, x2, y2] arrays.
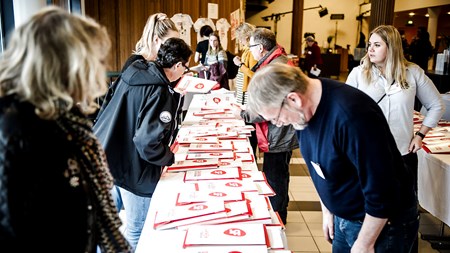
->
[[259, 148, 450, 253]]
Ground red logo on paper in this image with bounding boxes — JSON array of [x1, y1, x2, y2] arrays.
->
[[213, 97, 221, 104], [219, 161, 230, 166], [209, 192, 227, 197], [211, 144, 222, 148], [195, 83, 204, 89], [188, 204, 208, 211], [196, 137, 207, 141], [193, 159, 207, 163], [211, 170, 226, 175], [241, 173, 250, 178], [223, 228, 246, 237], [210, 153, 222, 156], [225, 182, 242, 187]]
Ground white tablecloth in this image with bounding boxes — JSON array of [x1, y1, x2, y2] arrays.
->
[[418, 149, 450, 226]]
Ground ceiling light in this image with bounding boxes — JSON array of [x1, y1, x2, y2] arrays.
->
[[319, 7, 329, 17], [425, 13, 429, 17], [409, 12, 415, 16]]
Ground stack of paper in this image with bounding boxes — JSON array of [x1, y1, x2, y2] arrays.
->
[[166, 159, 219, 172], [184, 167, 243, 181], [153, 200, 227, 230], [182, 224, 269, 248], [175, 76, 218, 93]]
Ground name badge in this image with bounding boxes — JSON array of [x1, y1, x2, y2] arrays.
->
[[311, 161, 325, 180]]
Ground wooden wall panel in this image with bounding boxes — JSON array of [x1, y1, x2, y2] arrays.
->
[[86, 0, 240, 71]]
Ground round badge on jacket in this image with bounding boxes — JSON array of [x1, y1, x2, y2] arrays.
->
[[159, 111, 172, 123]]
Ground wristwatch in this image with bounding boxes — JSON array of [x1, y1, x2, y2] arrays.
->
[[415, 131, 425, 139]]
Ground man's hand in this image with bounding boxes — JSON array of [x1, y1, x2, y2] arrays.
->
[[231, 103, 244, 120], [320, 203, 334, 243]]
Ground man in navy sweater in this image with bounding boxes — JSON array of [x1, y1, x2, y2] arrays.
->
[[245, 63, 418, 253]]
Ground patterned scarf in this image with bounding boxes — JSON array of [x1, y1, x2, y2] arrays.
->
[[56, 109, 132, 253]]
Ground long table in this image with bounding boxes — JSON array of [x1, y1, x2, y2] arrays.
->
[[418, 144, 450, 249], [135, 93, 289, 252], [418, 150, 450, 226]]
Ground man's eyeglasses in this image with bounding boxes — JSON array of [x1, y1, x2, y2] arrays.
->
[[182, 63, 190, 73], [271, 98, 286, 126], [249, 43, 260, 48]]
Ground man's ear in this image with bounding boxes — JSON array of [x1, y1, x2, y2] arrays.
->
[[286, 92, 302, 109]]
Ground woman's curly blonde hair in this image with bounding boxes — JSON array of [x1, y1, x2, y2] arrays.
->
[[0, 6, 111, 119]]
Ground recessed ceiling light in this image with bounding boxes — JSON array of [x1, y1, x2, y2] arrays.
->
[[425, 13, 429, 17], [409, 12, 415, 16], [447, 11, 450, 15]]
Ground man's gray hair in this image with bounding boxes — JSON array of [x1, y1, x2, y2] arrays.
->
[[246, 64, 308, 117]]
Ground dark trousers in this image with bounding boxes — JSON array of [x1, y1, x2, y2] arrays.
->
[[263, 151, 292, 224], [402, 152, 419, 253]]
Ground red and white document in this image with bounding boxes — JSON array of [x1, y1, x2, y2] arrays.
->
[[181, 245, 269, 253], [188, 143, 234, 153], [184, 167, 242, 181], [175, 76, 218, 93], [166, 159, 219, 172], [176, 189, 245, 205], [178, 136, 219, 145], [204, 93, 236, 108], [153, 200, 227, 230], [190, 179, 258, 193], [183, 224, 269, 247], [186, 152, 235, 160]]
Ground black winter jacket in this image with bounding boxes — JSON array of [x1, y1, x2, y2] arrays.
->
[[94, 60, 180, 197], [0, 97, 97, 252]]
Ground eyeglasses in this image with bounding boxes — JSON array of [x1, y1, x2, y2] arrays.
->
[[182, 63, 190, 73], [248, 43, 260, 48], [271, 97, 286, 126]]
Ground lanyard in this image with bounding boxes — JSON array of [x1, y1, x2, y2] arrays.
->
[[376, 80, 396, 104]]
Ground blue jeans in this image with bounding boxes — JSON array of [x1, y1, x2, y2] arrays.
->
[[111, 185, 151, 250], [263, 151, 292, 224], [332, 206, 419, 253]]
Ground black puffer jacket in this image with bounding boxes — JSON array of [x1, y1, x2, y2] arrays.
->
[[93, 60, 180, 197], [0, 96, 96, 252]]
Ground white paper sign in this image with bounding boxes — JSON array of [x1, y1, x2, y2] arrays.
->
[[208, 3, 218, 19]]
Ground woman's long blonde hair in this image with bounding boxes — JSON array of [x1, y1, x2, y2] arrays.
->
[[360, 25, 412, 88], [0, 6, 111, 119], [134, 13, 178, 60]]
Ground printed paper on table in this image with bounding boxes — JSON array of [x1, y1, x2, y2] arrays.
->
[[186, 152, 235, 160], [175, 76, 218, 93], [188, 143, 234, 152], [255, 181, 276, 196], [181, 245, 268, 253], [178, 136, 219, 145], [241, 170, 266, 181], [422, 143, 450, 154], [166, 159, 219, 172], [191, 179, 258, 192], [204, 93, 236, 108], [176, 188, 245, 205], [183, 224, 269, 247], [153, 200, 226, 230], [184, 167, 242, 181], [198, 200, 252, 225]]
